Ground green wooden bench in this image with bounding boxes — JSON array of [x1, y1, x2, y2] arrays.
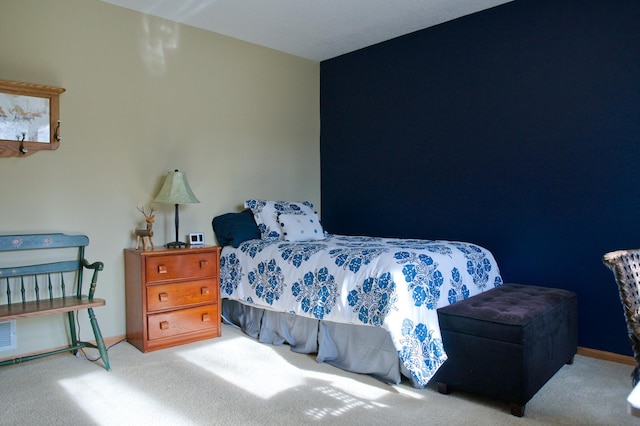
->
[[0, 233, 110, 370]]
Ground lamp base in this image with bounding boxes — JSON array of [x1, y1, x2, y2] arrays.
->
[[166, 241, 187, 249]]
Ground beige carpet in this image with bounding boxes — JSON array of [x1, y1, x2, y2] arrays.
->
[[1, 323, 637, 425]]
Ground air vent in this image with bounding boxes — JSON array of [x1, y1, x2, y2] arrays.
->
[[0, 320, 16, 351]]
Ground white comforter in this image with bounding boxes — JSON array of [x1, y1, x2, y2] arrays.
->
[[220, 234, 502, 387]]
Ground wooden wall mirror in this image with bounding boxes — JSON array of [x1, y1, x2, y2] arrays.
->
[[0, 79, 65, 157]]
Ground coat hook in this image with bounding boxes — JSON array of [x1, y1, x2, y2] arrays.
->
[[54, 120, 61, 142], [19, 132, 28, 154]]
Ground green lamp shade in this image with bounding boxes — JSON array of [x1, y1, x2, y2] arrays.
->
[[153, 170, 200, 204]]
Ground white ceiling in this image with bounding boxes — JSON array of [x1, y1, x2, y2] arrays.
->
[[101, 0, 512, 61]]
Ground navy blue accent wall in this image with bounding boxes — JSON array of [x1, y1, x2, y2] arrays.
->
[[320, 0, 640, 355]]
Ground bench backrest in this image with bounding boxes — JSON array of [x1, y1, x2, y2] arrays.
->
[[0, 234, 94, 306]]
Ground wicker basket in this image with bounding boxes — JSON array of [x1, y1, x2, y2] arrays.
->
[[603, 249, 640, 386]]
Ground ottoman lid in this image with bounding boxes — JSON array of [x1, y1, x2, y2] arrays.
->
[[437, 284, 577, 344]]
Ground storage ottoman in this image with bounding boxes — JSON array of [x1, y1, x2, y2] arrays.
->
[[434, 283, 577, 417]]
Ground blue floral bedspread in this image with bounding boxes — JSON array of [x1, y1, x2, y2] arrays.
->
[[220, 234, 503, 387]]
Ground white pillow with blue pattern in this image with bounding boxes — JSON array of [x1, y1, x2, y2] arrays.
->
[[278, 212, 325, 241], [244, 199, 316, 241]]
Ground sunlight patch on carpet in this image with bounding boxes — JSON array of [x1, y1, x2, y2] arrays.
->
[[59, 371, 193, 425], [304, 384, 381, 420]]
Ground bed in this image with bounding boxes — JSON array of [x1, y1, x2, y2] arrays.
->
[[214, 200, 503, 388]]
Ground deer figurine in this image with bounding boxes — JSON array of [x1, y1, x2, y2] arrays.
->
[[135, 206, 155, 251]]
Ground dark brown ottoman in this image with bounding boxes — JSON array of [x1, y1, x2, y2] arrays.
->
[[434, 284, 577, 417]]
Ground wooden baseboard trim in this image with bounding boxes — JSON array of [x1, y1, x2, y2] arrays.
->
[[578, 346, 635, 366], [105, 334, 127, 347]]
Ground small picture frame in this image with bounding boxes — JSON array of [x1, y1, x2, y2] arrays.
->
[[189, 232, 205, 247]]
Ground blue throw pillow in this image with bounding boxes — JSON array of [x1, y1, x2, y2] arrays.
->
[[212, 210, 261, 247]]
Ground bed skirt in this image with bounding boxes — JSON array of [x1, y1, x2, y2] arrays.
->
[[221, 299, 405, 385]]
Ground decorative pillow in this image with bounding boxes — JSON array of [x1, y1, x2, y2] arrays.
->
[[212, 210, 261, 247], [278, 213, 325, 242], [244, 199, 315, 241]]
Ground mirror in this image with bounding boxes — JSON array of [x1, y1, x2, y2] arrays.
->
[[0, 79, 65, 157]]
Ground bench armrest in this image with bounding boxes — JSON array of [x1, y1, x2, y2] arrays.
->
[[82, 259, 104, 300]]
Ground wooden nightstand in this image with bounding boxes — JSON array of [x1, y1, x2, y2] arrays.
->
[[124, 245, 221, 352]]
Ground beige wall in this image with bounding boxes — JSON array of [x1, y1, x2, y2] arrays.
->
[[0, 0, 320, 357]]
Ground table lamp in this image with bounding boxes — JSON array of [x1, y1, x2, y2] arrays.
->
[[153, 169, 200, 248]]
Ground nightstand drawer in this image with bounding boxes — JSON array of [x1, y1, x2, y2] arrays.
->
[[145, 252, 217, 283], [147, 305, 218, 340], [147, 280, 216, 312]]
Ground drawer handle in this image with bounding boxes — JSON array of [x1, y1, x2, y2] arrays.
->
[[160, 321, 169, 330], [159, 292, 168, 302], [201, 287, 209, 295], [202, 313, 210, 322], [158, 264, 167, 274], [200, 260, 208, 269]]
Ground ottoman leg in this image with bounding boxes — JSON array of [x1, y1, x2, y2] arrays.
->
[[437, 382, 451, 394], [510, 403, 525, 417]]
